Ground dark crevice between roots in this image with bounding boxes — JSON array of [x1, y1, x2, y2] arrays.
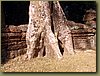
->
[[43, 47, 46, 56], [50, 1, 54, 33], [58, 39, 64, 55]]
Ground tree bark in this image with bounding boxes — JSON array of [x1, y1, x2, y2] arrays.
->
[[53, 1, 74, 55], [25, 1, 74, 60]]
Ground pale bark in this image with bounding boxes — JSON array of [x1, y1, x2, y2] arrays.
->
[[53, 1, 74, 55], [25, 1, 62, 59], [25, 1, 74, 59], [25, 1, 46, 59], [43, 2, 62, 58]]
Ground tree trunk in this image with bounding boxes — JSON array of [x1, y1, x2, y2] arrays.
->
[[53, 1, 74, 55], [25, 1, 74, 60]]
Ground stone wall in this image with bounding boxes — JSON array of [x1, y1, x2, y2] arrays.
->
[[71, 28, 96, 50], [1, 24, 96, 61], [1, 25, 27, 62]]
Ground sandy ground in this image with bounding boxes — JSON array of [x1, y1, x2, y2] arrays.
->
[[1, 49, 96, 72]]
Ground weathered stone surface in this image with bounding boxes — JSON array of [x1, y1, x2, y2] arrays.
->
[[71, 28, 96, 34], [73, 38, 88, 49], [18, 24, 28, 32], [88, 34, 96, 50], [66, 21, 86, 29], [7, 43, 26, 50], [1, 25, 21, 33], [72, 33, 94, 37], [83, 9, 96, 21], [1, 25, 27, 33], [1, 25, 27, 61], [1, 33, 22, 37], [1, 38, 26, 43], [2, 43, 26, 51], [6, 48, 27, 59], [72, 33, 96, 50]]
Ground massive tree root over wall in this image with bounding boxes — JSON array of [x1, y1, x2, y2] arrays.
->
[[25, 1, 74, 60]]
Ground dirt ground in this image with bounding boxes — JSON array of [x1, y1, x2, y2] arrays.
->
[[1, 49, 96, 72]]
